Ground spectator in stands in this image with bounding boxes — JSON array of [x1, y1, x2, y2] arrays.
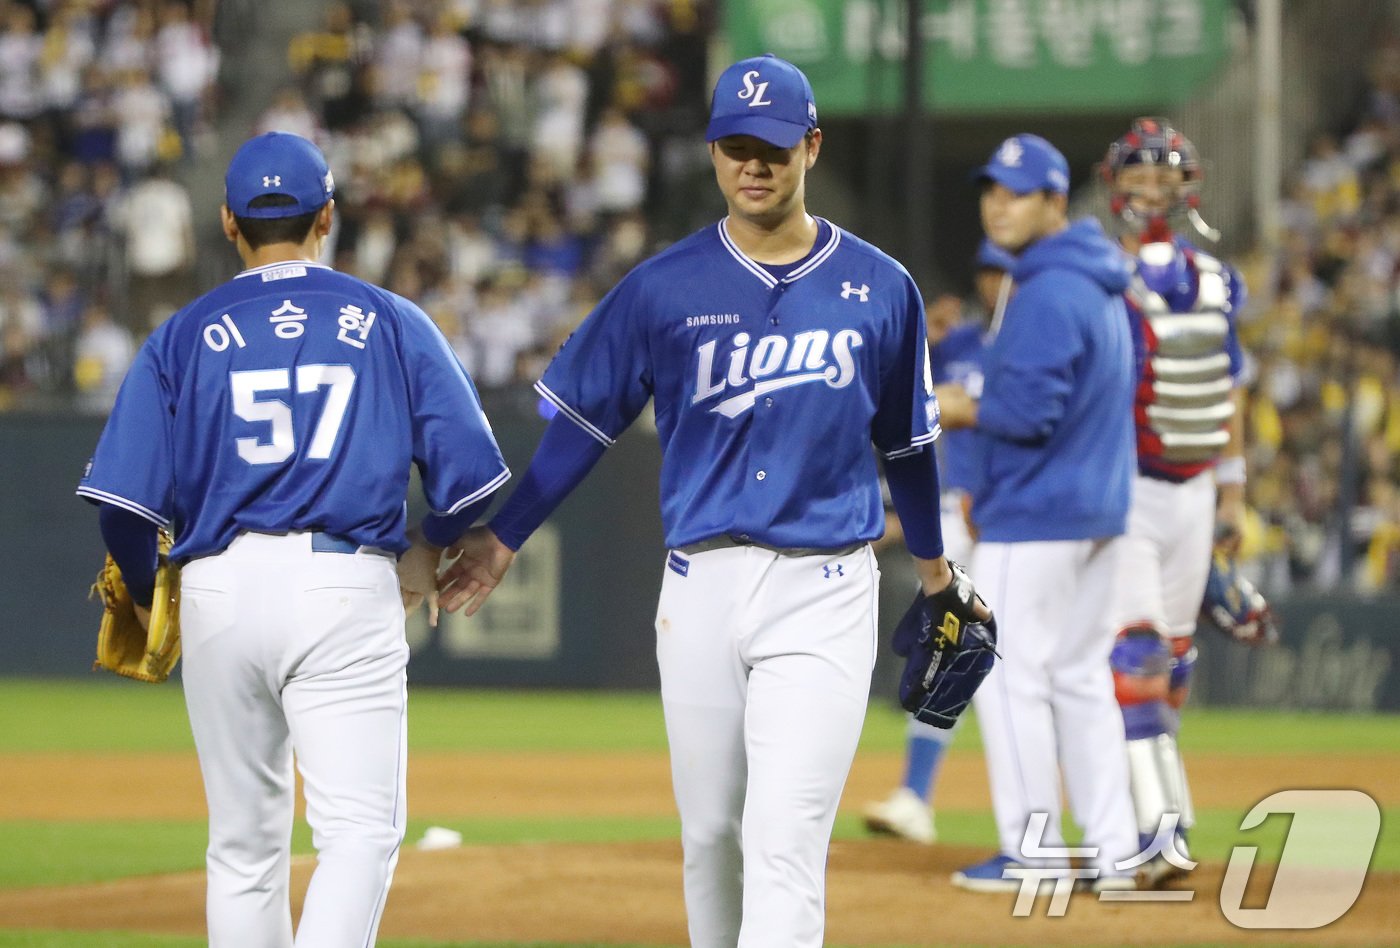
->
[[0, 4, 44, 125], [72, 299, 133, 413], [415, 11, 471, 152], [370, 0, 423, 112], [41, 267, 85, 339], [40, 3, 97, 137], [589, 105, 648, 215], [112, 67, 171, 176], [115, 163, 193, 331], [0, 122, 45, 236], [256, 86, 323, 143], [531, 51, 589, 180], [287, 1, 371, 132]]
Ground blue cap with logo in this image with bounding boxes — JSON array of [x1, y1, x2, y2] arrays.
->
[[706, 54, 817, 149], [976, 134, 1070, 196], [225, 132, 335, 219]]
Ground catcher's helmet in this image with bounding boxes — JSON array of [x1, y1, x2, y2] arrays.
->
[[1100, 117, 1204, 223]]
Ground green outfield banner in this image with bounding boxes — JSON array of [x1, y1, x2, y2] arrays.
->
[[722, 0, 1234, 115]]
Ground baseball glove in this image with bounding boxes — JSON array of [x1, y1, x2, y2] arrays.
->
[[891, 560, 999, 729], [1200, 550, 1277, 646], [91, 532, 182, 683]]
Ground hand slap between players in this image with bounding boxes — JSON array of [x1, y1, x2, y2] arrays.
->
[[397, 527, 443, 626], [437, 525, 516, 616]]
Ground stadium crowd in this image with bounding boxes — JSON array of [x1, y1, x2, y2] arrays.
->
[[1241, 37, 1400, 591], [0, 0, 1395, 592], [274, 0, 709, 389], [0, 0, 216, 413]]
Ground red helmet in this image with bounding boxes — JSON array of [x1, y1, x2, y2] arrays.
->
[[1100, 117, 1204, 224]]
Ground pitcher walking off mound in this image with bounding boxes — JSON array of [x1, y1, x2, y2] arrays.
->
[[436, 56, 988, 947], [78, 132, 508, 947]]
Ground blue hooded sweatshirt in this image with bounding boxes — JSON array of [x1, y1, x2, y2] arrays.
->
[[969, 218, 1135, 542]]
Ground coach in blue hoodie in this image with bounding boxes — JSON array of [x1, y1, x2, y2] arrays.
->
[[943, 134, 1142, 894]]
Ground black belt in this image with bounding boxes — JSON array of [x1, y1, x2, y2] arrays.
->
[[677, 535, 863, 558]]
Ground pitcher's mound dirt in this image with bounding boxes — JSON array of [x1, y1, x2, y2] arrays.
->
[[0, 839, 1394, 946]]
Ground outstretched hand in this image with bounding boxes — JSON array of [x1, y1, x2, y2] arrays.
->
[[437, 525, 516, 616], [397, 528, 443, 626]]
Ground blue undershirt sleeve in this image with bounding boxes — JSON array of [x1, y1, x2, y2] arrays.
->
[[881, 447, 945, 561], [98, 503, 159, 608], [487, 413, 609, 551]]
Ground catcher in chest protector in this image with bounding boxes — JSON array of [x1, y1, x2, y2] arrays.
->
[[1099, 118, 1276, 890]]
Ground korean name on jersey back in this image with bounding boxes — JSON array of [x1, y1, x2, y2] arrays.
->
[[77, 261, 509, 563]]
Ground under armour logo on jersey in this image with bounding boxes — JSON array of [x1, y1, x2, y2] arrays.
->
[[841, 281, 869, 302], [997, 138, 1023, 167], [823, 564, 844, 579], [263, 175, 281, 187], [738, 70, 773, 107]]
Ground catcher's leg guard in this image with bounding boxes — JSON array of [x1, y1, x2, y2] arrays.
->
[[1111, 625, 1174, 741], [1112, 627, 1196, 886]]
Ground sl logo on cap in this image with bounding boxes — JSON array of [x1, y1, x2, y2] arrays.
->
[[997, 138, 1023, 167], [738, 70, 773, 108]]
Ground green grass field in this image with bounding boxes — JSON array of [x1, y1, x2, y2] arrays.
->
[[1, 680, 1396, 947]]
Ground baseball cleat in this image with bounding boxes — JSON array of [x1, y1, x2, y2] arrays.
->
[[862, 788, 936, 844], [1135, 853, 1190, 889], [950, 854, 1034, 893]]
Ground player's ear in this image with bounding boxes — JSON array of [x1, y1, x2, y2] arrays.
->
[[315, 200, 335, 237], [219, 204, 239, 244], [804, 128, 822, 168]]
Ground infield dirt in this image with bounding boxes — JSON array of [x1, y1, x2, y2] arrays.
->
[[1, 748, 1395, 945]]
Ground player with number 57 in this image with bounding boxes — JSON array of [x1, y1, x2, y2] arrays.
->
[[76, 132, 509, 947]]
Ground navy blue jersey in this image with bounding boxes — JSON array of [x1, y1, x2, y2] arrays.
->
[[78, 261, 509, 561], [929, 323, 987, 494], [537, 219, 939, 550]]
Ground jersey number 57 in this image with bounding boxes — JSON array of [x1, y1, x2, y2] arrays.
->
[[231, 365, 356, 465]]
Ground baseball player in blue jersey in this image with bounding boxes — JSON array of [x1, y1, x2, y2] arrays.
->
[[934, 135, 1140, 892], [436, 55, 988, 947], [864, 239, 1012, 844], [1100, 118, 1252, 888], [76, 132, 509, 947]]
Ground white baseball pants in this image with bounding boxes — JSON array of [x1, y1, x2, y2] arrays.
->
[[1117, 472, 1217, 639], [656, 543, 877, 948], [970, 538, 1138, 876], [179, 532, 408, 948]]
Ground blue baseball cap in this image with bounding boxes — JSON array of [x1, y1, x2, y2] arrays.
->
[[974, 237, 1017, 272], [225, 132, 335, 219], [706, 54, 817, 149], [976, 134, 1070, 195]]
